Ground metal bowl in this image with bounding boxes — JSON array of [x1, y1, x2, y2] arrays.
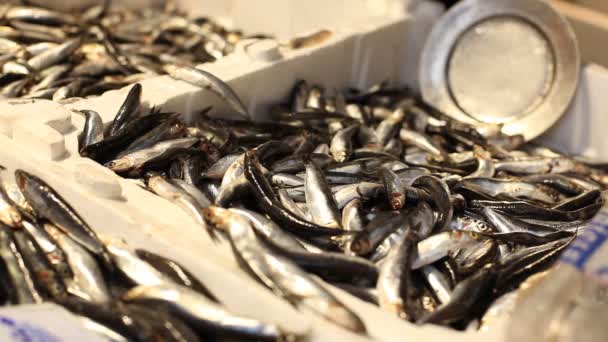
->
[[419, 0, 580, 140]]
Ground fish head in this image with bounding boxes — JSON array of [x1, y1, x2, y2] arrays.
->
[[201, 206, 231, 230], [349, 233, 372, 256], [389, 193, 405, 210], [14, 169, 30, 190], [105, 158, 133, 173]]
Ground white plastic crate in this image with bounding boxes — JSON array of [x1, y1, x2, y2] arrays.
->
[[0, 0, 601, 341]]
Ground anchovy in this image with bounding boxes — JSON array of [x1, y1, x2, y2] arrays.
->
[[15, 170, 112, 267], [304, 157, 342, 229], [146, 174, 216, 240], [12, 229, 66, 300], [77, 110, 104, 152], [204, 207, 365, 334], [412, 230, 483, 269], [134, 249, 219, 302], [330, 124, 358, 162], [0, 223, 43, 304], [45, 223, 110, 303], [108, 83, 142, 136], [27, 37, 82, 71], [418, 264, 496, 325], [243, 151, 343, 237], [80, 111, 173, 163], [164, 64, 250, 120], [106, 137, 198, 175], [377, 228, 421, 320], [123, 284, 292, 340]]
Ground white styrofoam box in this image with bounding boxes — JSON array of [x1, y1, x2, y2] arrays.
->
[[538, 63, 608, 160]]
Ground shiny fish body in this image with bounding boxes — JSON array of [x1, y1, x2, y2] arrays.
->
[[134, 249, 218, 302], [304, 157, 342, 229], [108, 83, 142, 136], [164, 64, 250, 120], [106, 137, 198, 174], [77, 110, 104, 152], [45, 223, 110, 303], [123, 284, 288, 340], [377, 228, 420, 320], [15, 170, 109, 261], [412, 230, 483, 269], [0, 223, 42, 304], [205, 207, 365, 334], [27, 37, 81, 71]]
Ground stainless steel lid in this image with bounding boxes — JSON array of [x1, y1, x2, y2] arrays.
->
[[419, 0, 580, 140]]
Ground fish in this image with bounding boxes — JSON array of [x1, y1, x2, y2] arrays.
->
[[15, 170, 112, 268], [12, 229, 67, 300], [81, 111, 173, 163], [164, 64, 250, 120], [108, 83, 142, 136], [146, 173, 216, 241], [123, 284, 293, 340], [204, 207, 366, 334], [304, 156, 342, 229], [105, 240, 174, 287], [377, 228, 421, 320], [330, 124, 358, 162], [134, 248, 219, 302], [45, 223, 110, 303], [380, 166, 406, 210], [243, 150, 343, 237], [0, 223, 43, 304], [77, 110, 104, 152], [27, 37, 82, 71], [412, 230, 484, 269], [105, 137, 198, 175], [417, 264, 497, 325]]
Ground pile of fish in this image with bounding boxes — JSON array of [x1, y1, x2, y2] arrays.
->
[[0, 168, 300, 341], [74, 68, 605, 336], [0, 2, 250, 100]]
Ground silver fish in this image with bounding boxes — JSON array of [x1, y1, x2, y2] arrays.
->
[[164, 64, 250, 120], [44, 223, 109, 303], [304, 158, 342, 229]]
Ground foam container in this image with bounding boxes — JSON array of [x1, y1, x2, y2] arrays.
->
[[0, 0, 600, 340]]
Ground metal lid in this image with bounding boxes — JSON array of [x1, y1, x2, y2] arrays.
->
[[419, 0, 580, 140]]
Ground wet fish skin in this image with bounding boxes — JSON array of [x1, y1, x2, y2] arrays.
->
[[330, 124, 358, 162], [243, 150, 343, 237], [27, 37, 82, 71], [77, 110, 104, 152], [12, 229, 66, 300], [412, 175, 453, 233], [123, 284, 292, 341], [108, 83, 142, 136], [0, 223, 43, 304], [377, 228, 421, 321], [380, 166, 406, 210], [22, 220, 72, 280], [106, 137, 198, 175], [304, 156, 342, 229], [412, 230, 483, 270], [205, 207, 365, 334], [417, 264, 497, 325], [164, 64, 250, 120], [146, 174, 216, 241], [44, 223, 110, 303], [135, 248, 219, 302], [15, 170, 111, 265], [80, 111, 173, 163]]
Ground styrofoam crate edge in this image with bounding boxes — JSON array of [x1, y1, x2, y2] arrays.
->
[[537, 63, 608, 160]]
